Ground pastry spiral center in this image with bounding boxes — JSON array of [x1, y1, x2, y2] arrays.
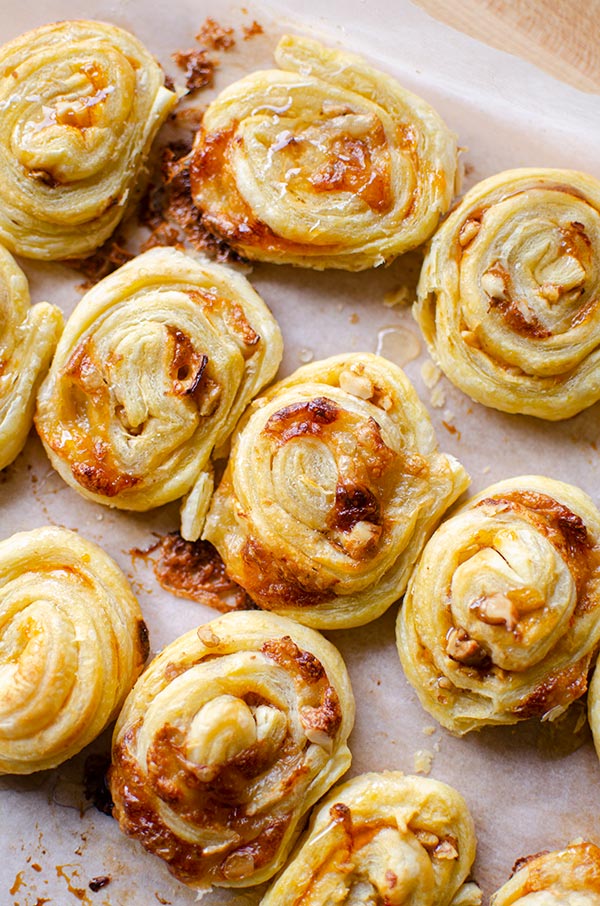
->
[[12, 54, 135, 184], [460, 190, 600, 374], [449, 523, 577, 671], [265, 397, 396, 560]]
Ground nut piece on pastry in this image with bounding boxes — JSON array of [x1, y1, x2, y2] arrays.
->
[[189, 34, 458, 271], [0, 244, 63, 470], [397, 475, 600, 734], [109, 610, 355, 890], [260, 771, 480, 906], [490, 842, 600, 906], [35, 246, 283, 539], [202, 353, 469, 629], [0, 20, 176, 260], [415, 168, 600, 420], [0, 526, 148, 774]]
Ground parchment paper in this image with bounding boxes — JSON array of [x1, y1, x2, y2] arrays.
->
[[1, 1, 600, 903]]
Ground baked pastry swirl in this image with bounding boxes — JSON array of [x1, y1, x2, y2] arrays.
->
[[189, 34, 458, 271], [490, 842, 600, 906], [203, 353, 469, 629], [35, 246, 283, 539], [260, 772, 480, 906], [415, 168, 600, 420], [0, 526, 148, 774], [397, 476, 600, 734], [109, 611, 354, 890], [0, 20, 176, 260], [0, 243, 63, 471]]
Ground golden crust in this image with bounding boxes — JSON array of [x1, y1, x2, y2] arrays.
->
[[260, 771, 479, 906], [108, 611, 355, 890], [202, 353, 469, 629], [189, 34, 458, 271], [0, 526, 148, 774], [35, 246, 283, 538], [491, 843, 600, 906], [397, 475, 600, 734], [0, 19, 176, 260], [0, 243, 63, 470], [415, 168, 600, 420]]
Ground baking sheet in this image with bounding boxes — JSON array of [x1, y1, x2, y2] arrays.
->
[[1, 0, 600, 903]]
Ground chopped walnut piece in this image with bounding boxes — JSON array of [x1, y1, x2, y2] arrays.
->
[[458, 219, 481, 247], [196, 17, 235, 50], [473, 592, 519, 631], [172, 49, 215, 91], [539, 282, 561, 303], [435, 839, 459, 860], [340, 520, 382, 558], [339, 369, 374, 399], [415, 829, 439, 850], [480, 270, 507, 300], [446, 627, 487, 666]]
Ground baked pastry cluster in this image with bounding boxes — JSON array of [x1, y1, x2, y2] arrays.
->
[[1, 14, 599, 904], [0, 20, 176, 259], [35, 246, 283, 539], [189, 34, 458, 270], [397, 476, 600, 734], [491, 843, 600, 905], [0, 243, 62, 470], [203, 353, 469, 628], [0, 527, 148, 774], [260, 772, 479, 906], [415, 168, 600, 420], [109, 611, 355, 889]]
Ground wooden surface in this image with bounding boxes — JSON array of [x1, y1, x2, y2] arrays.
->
[[413, 0, 600, 92]]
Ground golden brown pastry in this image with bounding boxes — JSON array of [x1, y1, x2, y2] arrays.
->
[[189, 34, 458, 271], [397, 476, 600, 734], [35, 246, 283, 540], [0, 243, 62, 470], [109, 611, 355, 890], [415, 168, 600, 420], [0, 526, 148, 774], [203, 353, 469, 629], [490, 842, 600, 906], [0, 20, 176, 260], [260, 771, 480, 906]]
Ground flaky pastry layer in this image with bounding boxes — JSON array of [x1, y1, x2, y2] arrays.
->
[[35, 246, 283, 538], [0, 526, 148, 774], [190, 34, 458, 270], [203, 353, 469, 628], [109, 611, 355, 889], [0, 19, 176, 259], [415, 168, 600, 419], [261, 771, 480, 906], [397, 475, 600, 733]]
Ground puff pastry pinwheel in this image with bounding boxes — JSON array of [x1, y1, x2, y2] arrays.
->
[[490, 842, 600, 906], [261, 772, 480, 906], [0, 243, 62, 471], [0, 20, 176, 260], [189, 34, 458, 271], [202, 353, 469, 629], [397, 475, 600, 735], [109, 610, 355, 890], [415, 168, 600, 420], [35, 246, 283, 540], [0, 526, 148, 775]]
